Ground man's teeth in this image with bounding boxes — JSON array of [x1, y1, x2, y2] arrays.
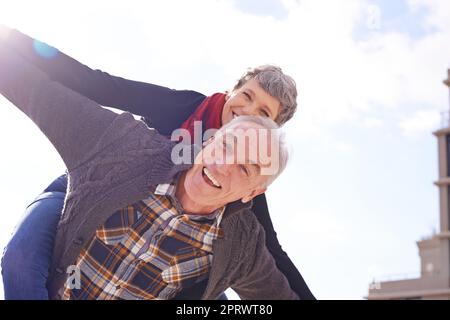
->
[[203, 167, 222, 188]]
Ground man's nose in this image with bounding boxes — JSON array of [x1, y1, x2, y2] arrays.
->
[[215, 164, 231, 177]]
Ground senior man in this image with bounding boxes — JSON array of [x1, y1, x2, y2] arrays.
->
[[0, 41, 297, 299]]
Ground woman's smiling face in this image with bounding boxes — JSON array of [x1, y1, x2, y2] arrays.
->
[[221, 78, 281, 125]]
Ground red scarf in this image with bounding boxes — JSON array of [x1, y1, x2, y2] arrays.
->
[[180, 93, 226, 141]]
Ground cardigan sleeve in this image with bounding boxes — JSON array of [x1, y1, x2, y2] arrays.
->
[[2, 26, 206, 135], [0, 42, 118, 170]]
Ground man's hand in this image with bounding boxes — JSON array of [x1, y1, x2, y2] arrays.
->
[[0, 24, 12, 41]]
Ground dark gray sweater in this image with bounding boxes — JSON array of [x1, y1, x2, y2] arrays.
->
[[0, 42, 298, 300]]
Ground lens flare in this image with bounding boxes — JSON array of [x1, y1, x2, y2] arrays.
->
[[33, 40, 58, 59]]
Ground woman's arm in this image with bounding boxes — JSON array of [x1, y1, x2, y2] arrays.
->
[[232, 211, 299, 300], [252, 194, 316, 300], [1, 26, 205, 135]]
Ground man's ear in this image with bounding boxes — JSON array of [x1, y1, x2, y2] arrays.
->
[[241, 187, 267, 203]]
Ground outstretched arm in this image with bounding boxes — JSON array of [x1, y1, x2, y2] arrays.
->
[[0, 25, 206, 135], [0, 41, 117, 170]]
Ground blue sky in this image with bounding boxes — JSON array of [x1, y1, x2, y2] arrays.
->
[[0, 0, 449, 299], [231, 0, 290, 20], [354, 0, 432, 40]]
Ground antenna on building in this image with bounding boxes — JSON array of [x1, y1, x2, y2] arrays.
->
[[445, 69, 450, 113]]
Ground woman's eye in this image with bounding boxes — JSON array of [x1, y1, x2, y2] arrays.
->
[[260, 110, 270, 117], [243, 92, 251, 99]]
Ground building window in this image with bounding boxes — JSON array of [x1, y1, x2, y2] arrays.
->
[[447, 135, 450, 176], [448, 186, 450, 231], [447, 187, 450, 232]]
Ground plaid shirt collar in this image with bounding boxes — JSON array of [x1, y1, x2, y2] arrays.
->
[[154, 177, 225, 226]]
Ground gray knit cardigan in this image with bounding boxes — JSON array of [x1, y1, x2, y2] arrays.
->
[[0, 42, 298, 300]]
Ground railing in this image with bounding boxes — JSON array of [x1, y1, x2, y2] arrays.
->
[[369, 271, 422, 289]]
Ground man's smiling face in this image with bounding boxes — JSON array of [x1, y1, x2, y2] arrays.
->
[[182, 120, 278, 209]]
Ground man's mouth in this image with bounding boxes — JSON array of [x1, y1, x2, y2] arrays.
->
[[202, 167, 222, 189]]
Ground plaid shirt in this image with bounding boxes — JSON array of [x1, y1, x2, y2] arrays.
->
[[63, 181, 224, 300]]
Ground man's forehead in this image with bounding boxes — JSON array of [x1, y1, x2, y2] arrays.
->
[[216, 125, 276, 167], [217, 126, 272, 147]]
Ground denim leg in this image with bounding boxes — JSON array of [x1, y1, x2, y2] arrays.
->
[[43, 174, 68, 193], [1, 191, 65, 300], [216, 292, 228, 300]]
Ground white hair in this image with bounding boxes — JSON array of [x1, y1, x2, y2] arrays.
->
[[217, 115, 289, 187]]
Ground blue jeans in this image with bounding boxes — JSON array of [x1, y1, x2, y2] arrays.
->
[[1, 175, 66, 300]]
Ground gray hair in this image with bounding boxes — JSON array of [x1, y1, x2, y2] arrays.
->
[[233, 65, 298, 126], [217, 115, 289, 187]]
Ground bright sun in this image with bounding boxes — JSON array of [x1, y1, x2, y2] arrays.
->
[[0, 1, 54, 30]]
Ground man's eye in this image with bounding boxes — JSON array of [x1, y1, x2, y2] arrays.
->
[[240, 165, 249, 176], [223, 140, 232, 152], [243, 92, 251, 99]]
